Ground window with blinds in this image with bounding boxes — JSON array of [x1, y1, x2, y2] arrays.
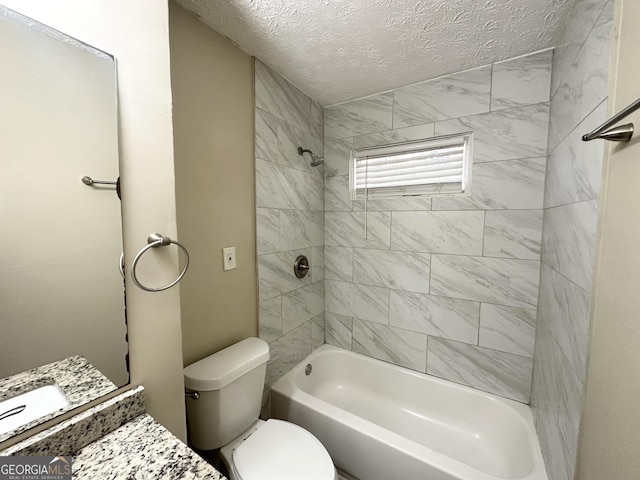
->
[[349, 133, 473, 199]]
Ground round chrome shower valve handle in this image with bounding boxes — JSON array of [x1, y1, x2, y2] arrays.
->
[[294, 255, 310, 278]]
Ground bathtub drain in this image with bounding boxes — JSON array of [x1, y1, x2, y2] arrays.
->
[[305, 364, 312, 375]]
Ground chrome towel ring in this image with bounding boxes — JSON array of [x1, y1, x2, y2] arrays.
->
[[130, 233, 189, 292]]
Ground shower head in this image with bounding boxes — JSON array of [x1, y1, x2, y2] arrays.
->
[[298, 147, 324, 167]]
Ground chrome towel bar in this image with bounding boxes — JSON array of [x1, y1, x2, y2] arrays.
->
[[582, 97, 640, 142], [130, 233, 189, 292]]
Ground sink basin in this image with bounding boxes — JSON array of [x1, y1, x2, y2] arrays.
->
[[0, 384, 69, 435]]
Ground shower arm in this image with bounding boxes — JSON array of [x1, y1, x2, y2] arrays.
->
[[297, 146, 324, 166]]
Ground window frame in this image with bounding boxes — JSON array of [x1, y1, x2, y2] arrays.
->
[[349, 132, 473, 200]]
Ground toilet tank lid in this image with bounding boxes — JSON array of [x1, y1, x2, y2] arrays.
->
[[184, 337, 270, 391]]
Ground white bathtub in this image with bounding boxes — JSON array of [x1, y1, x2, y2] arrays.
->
[[270, 345, 547, 480]]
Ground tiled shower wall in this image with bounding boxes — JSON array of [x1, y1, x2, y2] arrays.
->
[[254, 60, 325, 389], [322, 50, 552, 403], [531, 1, 613, 479]]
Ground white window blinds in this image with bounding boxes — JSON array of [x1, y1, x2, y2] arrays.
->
[[349, 133, 473, 199]]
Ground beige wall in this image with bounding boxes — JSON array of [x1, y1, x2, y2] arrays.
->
[[169, 2, 257, 367], [1, 0, 187, 439], [577, 1, 640, 478]]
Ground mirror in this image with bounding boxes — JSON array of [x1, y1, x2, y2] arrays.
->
[[0, 5, 128, 439]]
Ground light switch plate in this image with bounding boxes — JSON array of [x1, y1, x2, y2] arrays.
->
[[223, 247, 236, 271]]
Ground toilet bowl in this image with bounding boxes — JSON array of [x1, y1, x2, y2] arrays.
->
[[220, 419, 337, 480], [184, 337, 337, 480]]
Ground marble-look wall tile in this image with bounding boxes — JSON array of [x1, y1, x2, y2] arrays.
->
[[308, 174, 324, 212], [353, 123, 435, 149], [255, 61, 311, 133], [535, 401, 573, 480], [325, 280, 389, 324], [259, 296, 282, 343], [427, 337, 533, 402], [479, 304, 536, 357], [279, 210, 323, 251], [256, 159, 310, 210], [312, 313, 325, 350], [483, 210, 543, 260], [550, 0, 609, 96], [353, 248, 430, 293], [310, 100, 324, 143], [265, 321, 312, 389], [277, 119, 315, 172], [282, 282, 324, 334], [491, 50, 552, 111], [531, 324, 562, 416], [325, 175, 352, 212], [556, 345, 584, 478], [530, 1, 611, 477], [255, 108, 278, 162], [353, 195, 433, 212], [325, 211, 391, 249], [278, 118, 323, 179], [432, 158, 546, 211], [542, 200, 598, 291], [255, 62, 323, 391], [391, 211, 484, 255], [532, 325, 583, 480], [310, 246, 324, 282], [258, 248, 311, 301], [545, 100, 606, 208], [325, 92, 393, 140], [325, 312, 353, 350], [389, 291, 479, 344], [538, 265, 591, 383], [256, 208, 280, 255], [316, 52, 553, 406], [435, 104, 549, 163], [323, 137, 353, 177], [431, 255, 540, 309], [548, 2, 613, 151], [353, 319, 427, 371], [393, 66, 491, 128], [324, 246, 353, 282]]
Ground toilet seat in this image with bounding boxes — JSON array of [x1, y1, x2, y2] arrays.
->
[[232, 419, 335, 480]]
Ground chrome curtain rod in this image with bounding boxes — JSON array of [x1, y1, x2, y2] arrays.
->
[[582, 97, 640, 142]]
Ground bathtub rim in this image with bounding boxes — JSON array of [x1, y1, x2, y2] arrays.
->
[[270, 344, 547, 480]]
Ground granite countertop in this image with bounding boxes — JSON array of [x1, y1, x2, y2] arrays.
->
[[0, 356, 118, 443], [3, 386, 225, 479], [72, 414, 225, 479]]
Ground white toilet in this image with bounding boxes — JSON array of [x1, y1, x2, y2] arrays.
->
[[184, 337, 337, 480]]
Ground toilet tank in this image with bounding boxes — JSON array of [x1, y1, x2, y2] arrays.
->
[[184, 337, 270, 450]]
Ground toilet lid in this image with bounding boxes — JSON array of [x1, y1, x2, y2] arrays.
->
[[233, 419, 334, 480]]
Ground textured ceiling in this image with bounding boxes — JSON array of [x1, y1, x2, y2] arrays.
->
[[175, 0, 574, 106]]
